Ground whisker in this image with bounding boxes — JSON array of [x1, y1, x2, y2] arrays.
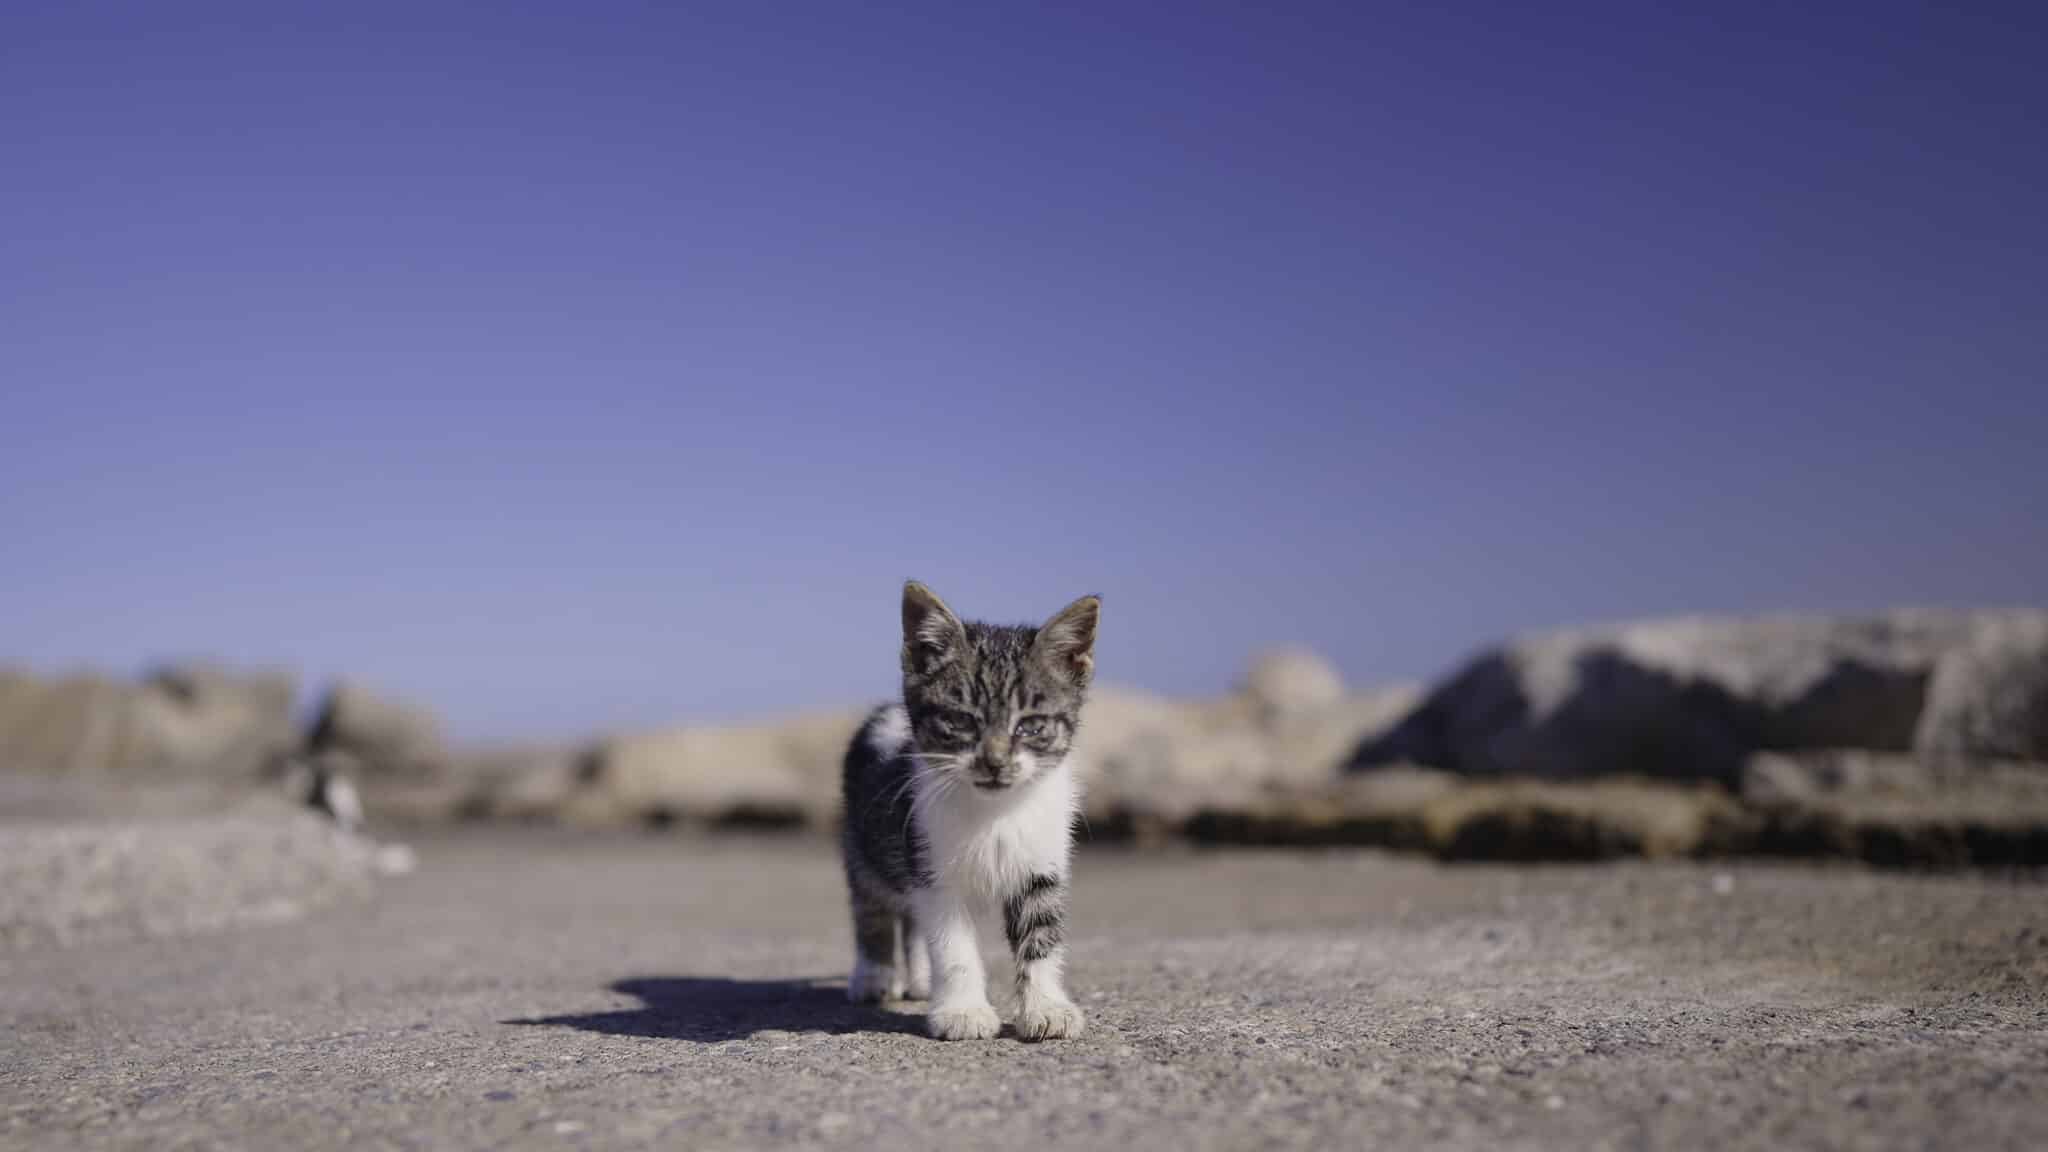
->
[[904, 761, 961, 848]]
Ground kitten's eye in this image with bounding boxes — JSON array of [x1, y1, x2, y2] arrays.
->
[[1014, 716, 1051, 742], [933, 709, 978, 735]]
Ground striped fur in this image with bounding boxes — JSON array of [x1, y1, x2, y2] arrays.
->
[[1004, 873, 1066, 967]]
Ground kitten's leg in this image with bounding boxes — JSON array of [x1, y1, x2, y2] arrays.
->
[[847, 889, 903, 1003], [914, 885, 999, 1039], [1006, 873, 1084, 1041], [899, 910, 932, 1000]]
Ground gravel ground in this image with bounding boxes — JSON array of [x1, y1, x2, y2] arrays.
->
[[0, 811, 404, 952], [2, 830, 2044, 1151]]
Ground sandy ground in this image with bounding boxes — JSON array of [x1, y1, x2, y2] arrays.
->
[[2, 829, 2045, 1151]]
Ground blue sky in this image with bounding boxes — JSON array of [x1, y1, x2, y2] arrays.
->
[[3, 2, 2043, 741]]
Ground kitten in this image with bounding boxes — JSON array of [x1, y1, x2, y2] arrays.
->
[[840, 581, 1099, 1041]]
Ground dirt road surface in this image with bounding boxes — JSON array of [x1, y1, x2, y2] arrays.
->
[[4, 831, 2044, 1150]]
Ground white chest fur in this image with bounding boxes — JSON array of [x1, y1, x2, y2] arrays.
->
[[916, 759, 1077, 898]]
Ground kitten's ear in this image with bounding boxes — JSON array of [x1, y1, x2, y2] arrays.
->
[[901, 580, 965, 674], [1035, 594, 1100, 684]]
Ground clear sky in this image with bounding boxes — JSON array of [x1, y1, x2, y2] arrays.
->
[[3, 2, 2044, 742]]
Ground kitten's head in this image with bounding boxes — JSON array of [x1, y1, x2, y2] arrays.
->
[[899, 580, 1099, 792]]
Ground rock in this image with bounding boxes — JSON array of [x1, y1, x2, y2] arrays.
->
[[445, 745, 595, 822], [1072, 681, 1419, 833], [1267, 684, 1423, 790], [1418, 778, 1747, 861], [1183, 770, 1744, 859], [0, 672, 135, 775], [146, 662, 297, 727], [1745, 798, 2048, 870], [347, 777, 472, 825], [307, 682, 444, 776], [1181, 766, 1452, 848], [1737, 748, 2048, 805], [772, 711, 876, 808], [1743, 749, 1922, 803], [593, 710, 866, 828], [1114, 745, 2048, 867], [130, 662, 300, 779], [1352, 611, 2047, 785], [0, 807, 391, 951], [0, 664, 298, 782], [1074, 688, 1258, 826], [1916, 614, 2048, 761], [1243, 649, 1345, 721], [1739, 748, 2048, 866]]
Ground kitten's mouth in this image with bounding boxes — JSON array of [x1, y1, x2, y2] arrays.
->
[[971, 778, 1010, 791]]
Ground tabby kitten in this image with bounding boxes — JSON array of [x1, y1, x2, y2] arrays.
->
[[840, 581, 1099, 1041]]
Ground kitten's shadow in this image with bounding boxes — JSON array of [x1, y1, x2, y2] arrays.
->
[[506, 976, 926, 1041]]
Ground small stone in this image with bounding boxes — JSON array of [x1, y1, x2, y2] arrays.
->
[[1544, 1095, 1565, 1111], [1711, 873, 1735, 896], [374, 843, 418, 877]]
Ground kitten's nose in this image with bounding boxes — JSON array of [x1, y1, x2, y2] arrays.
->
[[972, 758, 1009, 789]]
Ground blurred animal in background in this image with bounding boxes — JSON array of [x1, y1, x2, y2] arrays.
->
[[278, 752, 364, 835]]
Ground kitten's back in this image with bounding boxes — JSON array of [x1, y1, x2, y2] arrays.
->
[[841, 703, 924, 895]]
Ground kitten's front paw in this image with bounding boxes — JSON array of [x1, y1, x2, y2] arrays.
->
[[848, 960, 902, 1003], [926, 1001, 1001, 1041], [1015, 997, 1086, 1042]]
